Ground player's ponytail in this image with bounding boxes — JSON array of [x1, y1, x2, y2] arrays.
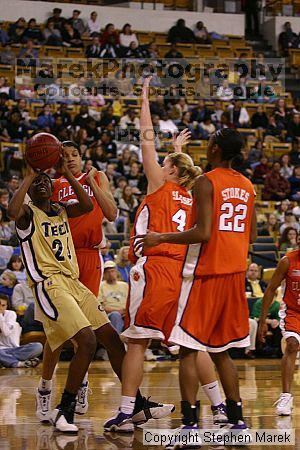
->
[[167, 153, 202, 190]]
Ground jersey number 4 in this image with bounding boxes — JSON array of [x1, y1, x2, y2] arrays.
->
[[219, 203, 247, 232], [172, 209, 187, 232]]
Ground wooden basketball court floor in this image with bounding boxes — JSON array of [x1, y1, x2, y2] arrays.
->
[[0, 359, 299, 450]]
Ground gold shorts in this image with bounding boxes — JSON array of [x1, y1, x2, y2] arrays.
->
[[32, 273, 109, 351]]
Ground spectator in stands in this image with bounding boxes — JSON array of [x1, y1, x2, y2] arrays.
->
[[115, 246, 131, 282], [6, 256, 26, 283], [88, 11, 101, 36], [167, 19, 195, 44], [278, 22, 299, 55], [164, 44, 183, 59], [100, 131, 117, 158], [0, 26, 8, 45], [22, 18, 43, 44], [62, 21, 83, 48], [100, 35, 120, 58], [0, 294, 42, 368], [73, 104, 91, 128], [0, 189, 9, 222], [4, 109, 28, 142], [200, 115, 216, 137], [85, 36, 102, 58], [252, 155, 270, 184], [114, 177, 128, 201], [261, 213, 280, 242], [101, 239, 114, 263], [43, 19, 63, 46], [48, 8, 66, 31], [116, 186, 138, 233], [6, 175, 20, 201], [0, 272, 17, 300], [120, 109, 140, 131], [159, 112, 178, 136], [117, 148, 133, 176], [53, 103, 72, 127], [190, 99, 210, 123], [11, 281, 34, 313], [264, 115, 284, 142], [0, 209, 12, 244], [8, 17, 26, 44], [193, 21, 211, 44], [245, 263, 267, 298], [36, 104, 55, 131], [0, 44, 15, 66], [248, 140, 263, 167], [105, 163, 119, 188], [127, 161, 143, 191], [124, 42, 145, 59], [288, 166, 300, 201], [274, 98, 288, 127], [101, 23, 119, 46], [280, 211, 300, 235], [287, 113, 300, 142], [69, 10, 86, 35], [279, 227, 298, 252], [275, 199, 291, 224], [228, 100, 250, 128], [119, 23, 139, 48], [251, 105, 268, 130], [18, 40, 39, 66], [100, 260, 128, 334], [216, 79, 233, 102], [263, 161, 291, 200], [279, 154, 294, 180]]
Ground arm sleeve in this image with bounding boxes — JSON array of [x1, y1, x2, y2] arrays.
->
[[0, 310, 17, 337]]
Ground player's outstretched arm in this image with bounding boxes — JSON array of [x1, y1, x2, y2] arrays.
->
[[85, 168, 118, 221], [134, 175, 213, 250], [258, 257, 289, 343], [7, 167, 37, 229], [58, 160, 93, 217], [140, 77, 164, 193]]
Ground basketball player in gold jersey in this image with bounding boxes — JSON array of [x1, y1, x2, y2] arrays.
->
[[8, 163, 109, 433]]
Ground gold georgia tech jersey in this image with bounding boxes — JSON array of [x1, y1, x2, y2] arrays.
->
[[16, 202, 79, 287]]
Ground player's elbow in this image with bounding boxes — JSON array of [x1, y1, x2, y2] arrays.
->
[[84, 200, 94, 213], [106, 207, 118, 222], [7, 206, 18, 221]]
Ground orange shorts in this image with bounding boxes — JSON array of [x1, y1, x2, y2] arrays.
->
[[169, 272, 250, 352], [75, 248, 103, 297], [279, 302, 300, 345], [122, 256, 183, 341]]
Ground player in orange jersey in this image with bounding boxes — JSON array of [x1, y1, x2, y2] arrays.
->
[[258, 238, 300, 416], [136, 128, 257, 437], [36, 141, 172, 426], [104, 78, 227, 433]]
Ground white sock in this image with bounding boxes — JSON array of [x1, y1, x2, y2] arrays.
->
[[282, 392, 292, 397], [120, 395, 136, 415], [202, 381, 223, 407], [82, 372, 88, 386], [38, 378, 52, 392]]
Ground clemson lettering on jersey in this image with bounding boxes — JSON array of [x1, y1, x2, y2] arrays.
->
[[221, 187, 250, 203], [172, 190, 193, 206], [58, 184, 94, 201]]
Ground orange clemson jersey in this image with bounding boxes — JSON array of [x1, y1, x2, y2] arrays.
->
[[282, 249, 300, 312], [193, 168, 255, 276], [129, 181, 193, 263], [52, 172, 104, 249]]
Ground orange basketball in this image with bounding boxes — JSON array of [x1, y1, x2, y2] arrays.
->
[[25, 133, 61, 171]]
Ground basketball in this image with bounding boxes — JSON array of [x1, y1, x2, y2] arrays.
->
[[25, 133, 61, 171]]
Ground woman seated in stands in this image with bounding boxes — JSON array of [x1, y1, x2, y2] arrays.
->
[[260, 213, 280, 242], [61, 21, 83, 48], [5, 255, 26, 283], [278, 227, 299, 252], [288, 165, 300, 201], [262, 161, 291, 200], [0, 272, 17, 301]]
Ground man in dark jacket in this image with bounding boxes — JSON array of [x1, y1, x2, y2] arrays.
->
[[246, 263, 267, 297], [167, 19, 195, 44]]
